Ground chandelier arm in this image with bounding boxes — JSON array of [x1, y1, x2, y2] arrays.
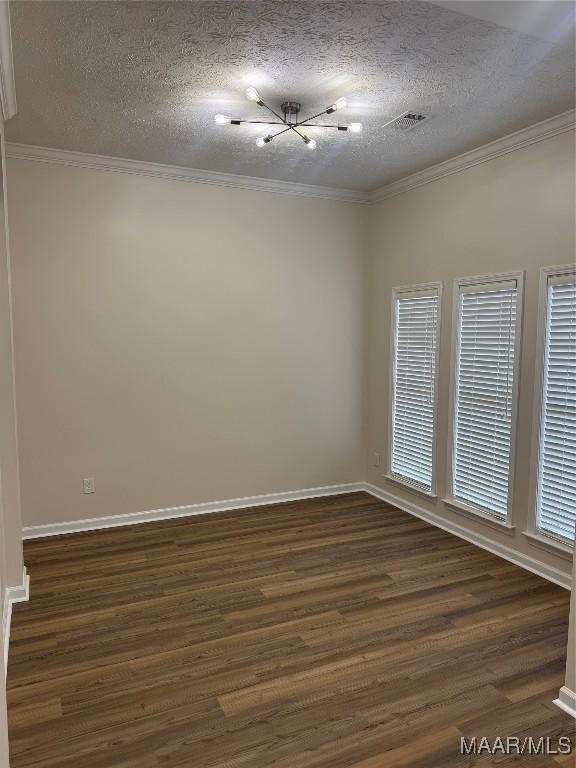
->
[[259, 101, 288, 124], [288, 125, 308, 142], [271, 126, 294, 138], [299, 123, 345, 129], [293, 108, 331, 126], [235, 120, 286, 126]]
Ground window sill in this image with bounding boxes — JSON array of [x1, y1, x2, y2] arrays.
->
[[443, 497, 515, 535], [522, 530, 574, 560], [385, 473, 437, 500]]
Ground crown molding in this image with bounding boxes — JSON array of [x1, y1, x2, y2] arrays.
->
[[0, 0, 16, 121], [6, 109, 574, 203], [4, 143, 370, 203], [370, 109, 576, 203]]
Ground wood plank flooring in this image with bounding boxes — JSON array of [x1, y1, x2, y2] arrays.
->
[[7, 492, 575, 767]]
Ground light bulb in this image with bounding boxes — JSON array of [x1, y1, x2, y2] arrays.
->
[[306, 138, 317, 150], [348, 122, 362, 133], [326, 96, 347, 114], [246, 86, 262, 102], [214, 114, 230, 125], [256, 135, 273, 147]]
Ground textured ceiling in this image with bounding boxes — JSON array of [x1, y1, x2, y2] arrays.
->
[[6, 0, 576, 191]]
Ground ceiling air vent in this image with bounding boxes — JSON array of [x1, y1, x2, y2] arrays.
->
[[389, 112, 429, 131]]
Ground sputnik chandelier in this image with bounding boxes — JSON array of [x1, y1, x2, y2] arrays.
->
[[214, 86, 362, 150]]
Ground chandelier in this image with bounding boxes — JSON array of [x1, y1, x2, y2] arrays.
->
[[214, 87, 362, 150]]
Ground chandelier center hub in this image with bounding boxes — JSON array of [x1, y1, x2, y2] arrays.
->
[[281, 101, 301, 120]]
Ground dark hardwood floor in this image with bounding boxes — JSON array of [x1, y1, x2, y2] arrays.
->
[[7, 492, 575, 767]]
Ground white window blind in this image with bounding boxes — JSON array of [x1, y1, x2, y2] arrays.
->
[[536, 276, 576, 541], [390, 287, 439, 491], [452, 279, 520, 518]]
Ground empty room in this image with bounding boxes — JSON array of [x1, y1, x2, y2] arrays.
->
[[0, 0, 575, 766]]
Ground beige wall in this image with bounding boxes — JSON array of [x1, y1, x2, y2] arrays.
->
[[366, 130, 575, 581], [7, 159, 367, 526], [0, 127, 24, 767], [0, 133, 10, 768], [0, 141, 23, 587], [4, 128, 575, 590]]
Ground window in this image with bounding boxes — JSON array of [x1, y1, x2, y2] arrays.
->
[[449, 273, 523, 521], [389, 283, 441, 493], [535, 268, 576, 542]]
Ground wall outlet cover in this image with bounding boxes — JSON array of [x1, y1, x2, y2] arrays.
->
[[83, 478, 95, 494]]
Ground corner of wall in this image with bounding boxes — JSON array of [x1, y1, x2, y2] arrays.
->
[[362, 129, 575, 589]]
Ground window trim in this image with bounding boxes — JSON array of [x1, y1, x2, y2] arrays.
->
[[387, 281, 443, 498], [525, 264, 576, 550], [444, 271, 524, 528]]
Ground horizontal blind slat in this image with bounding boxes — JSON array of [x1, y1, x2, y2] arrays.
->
[[537, 279, 576, 542], [452, 285, 517, 517], [391, 290, 439, 490]]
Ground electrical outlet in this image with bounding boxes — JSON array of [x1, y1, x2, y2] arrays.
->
[[373, 452, 381, 467], [83, 477, 95, 494]]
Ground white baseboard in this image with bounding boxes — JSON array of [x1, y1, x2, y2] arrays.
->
[[22, 482, 365, 539], [21, 480, 571, 590], [554, 686, 576, 720], [3, 566, 30, 674], [362, 483, 572, 590]]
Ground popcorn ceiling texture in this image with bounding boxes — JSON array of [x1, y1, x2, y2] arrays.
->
[[7, 0, 575, 191]]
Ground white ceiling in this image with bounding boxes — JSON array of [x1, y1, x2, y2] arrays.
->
[[428, 1, 576, 42], [6, 1, 575, 191]]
